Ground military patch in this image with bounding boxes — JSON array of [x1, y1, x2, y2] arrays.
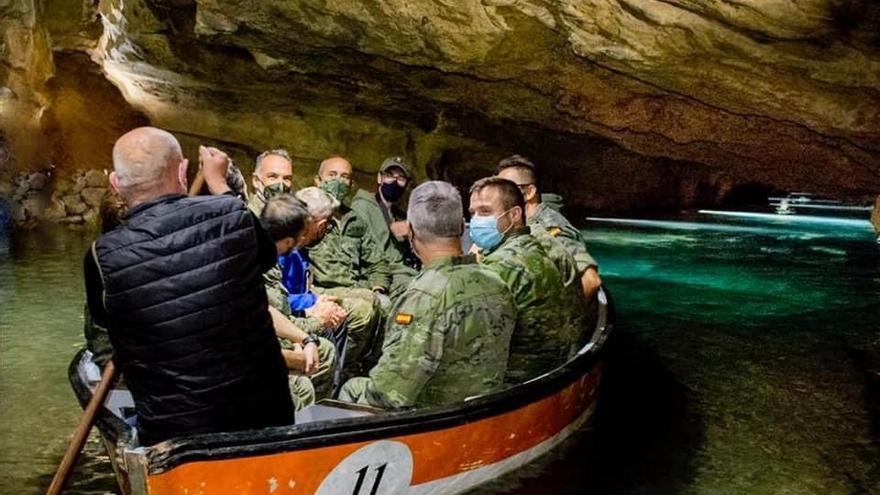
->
[[548, 226, 562, 237], [395, 312, 414, 325]]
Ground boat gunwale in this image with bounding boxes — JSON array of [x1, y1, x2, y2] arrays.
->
[[70, 287, 614, 476]]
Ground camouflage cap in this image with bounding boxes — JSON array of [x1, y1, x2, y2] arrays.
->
[[380, 156, 411, 177]]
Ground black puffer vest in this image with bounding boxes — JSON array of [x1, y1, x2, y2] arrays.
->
[[94, 194, 293, 445]]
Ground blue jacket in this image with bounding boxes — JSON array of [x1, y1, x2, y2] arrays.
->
[[277, 249, 317, 312]]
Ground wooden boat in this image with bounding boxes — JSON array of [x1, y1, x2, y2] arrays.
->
[[69, 288, 615, 494]]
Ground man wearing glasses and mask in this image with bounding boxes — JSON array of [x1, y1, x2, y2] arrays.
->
[[349, 157, 420, 299]]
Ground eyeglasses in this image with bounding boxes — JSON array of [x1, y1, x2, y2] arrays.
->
[[381, 173, 409, 185]]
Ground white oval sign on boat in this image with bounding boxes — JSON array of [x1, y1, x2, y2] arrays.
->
[[316, 440, 414, 495]]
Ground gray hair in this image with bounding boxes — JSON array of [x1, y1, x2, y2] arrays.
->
[[255, 148, 292, 175], [407, 181, 462, 241], [295, 186, 339, 220], [112, 127, 182, 192]]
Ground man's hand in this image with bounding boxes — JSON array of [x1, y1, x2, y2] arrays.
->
[[199, 145, 231, 195], [302, 342, 319, 375], [316, 294, 340, 304], [389, 220, 410, 240], [305, 300, 346, 329], [283, 343, 320, 375], [580, 267, 602, 301]]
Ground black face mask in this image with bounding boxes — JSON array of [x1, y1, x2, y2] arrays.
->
[[380, 182, 406, 203]]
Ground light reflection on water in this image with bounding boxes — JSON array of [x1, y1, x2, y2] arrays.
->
[[479, 212, 880, 494], [1, 213, 879, 494]]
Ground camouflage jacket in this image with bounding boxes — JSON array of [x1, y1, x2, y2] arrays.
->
[[530, 225, 579, 289], [306, 206, 390, 291], [527, 203, 598, 273], [247, 191, 266, 217], [357, 255, 516, 408], [264, 263, 323, 335], [480, 227, 582, 382]]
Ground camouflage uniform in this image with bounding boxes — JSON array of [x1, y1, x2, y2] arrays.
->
[[307, 205, 390, 292], [527, 202, 598, 274], [339, 255, 516, 408], [264, 264, 337, 408], [530, 226, 579, 289], [479, 227, 583, 383], [313, 286, 383, 378], [349, 189, 418, 299], [304, 204, 389, 375], [247, 191, 266, 218]]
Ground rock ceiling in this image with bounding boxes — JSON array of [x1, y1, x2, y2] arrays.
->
[[2, 0, 879, 212]]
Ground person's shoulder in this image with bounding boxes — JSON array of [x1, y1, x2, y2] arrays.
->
[[533, 205, 579, 237], [351, 189, 377, 209], [182, 193, 249, 215], [453, 259, 515, 294], [340, 207, 367, 237]]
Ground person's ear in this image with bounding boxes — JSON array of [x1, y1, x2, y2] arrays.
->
[[109, 171, 122, 195], [252, 175, 262, 192], [377, 172, 383, 185], [511, 205, 524, 224], [523, 185, 536, 202], [314, 175, 321, 187], [178, 159, 189, 190]]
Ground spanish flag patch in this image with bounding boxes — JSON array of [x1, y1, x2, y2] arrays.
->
[[395, 313, 414, 325], [548, 226, 562, 237]]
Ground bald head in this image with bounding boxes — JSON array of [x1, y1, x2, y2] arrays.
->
[[317, 156, 352, 179], [111, 127, 188, 206]]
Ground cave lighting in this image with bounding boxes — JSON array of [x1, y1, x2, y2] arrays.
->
[[697, 210, 874, 230]]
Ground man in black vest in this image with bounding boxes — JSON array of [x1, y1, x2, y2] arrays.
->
[[84, 127, 295, 445]]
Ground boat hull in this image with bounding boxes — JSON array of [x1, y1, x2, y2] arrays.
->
[[70, 289, 615, 495]]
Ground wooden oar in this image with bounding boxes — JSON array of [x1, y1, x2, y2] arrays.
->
[[46, 360, 118, 495], [188, 169, 206, 196]]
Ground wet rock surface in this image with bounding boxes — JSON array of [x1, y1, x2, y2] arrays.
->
[[1, 0, 879, 223]]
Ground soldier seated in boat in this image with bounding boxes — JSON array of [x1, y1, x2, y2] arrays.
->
[[496, 155, 602, 300], [246, 149, 349, 335], [339, 181, 517, 408], [247, 149, 295, 216], [259, 194, 338, 409], [308, 155, 391, 302], [348, 157, 421, 300], [295, 187, 383, 379], [469, 177, 585, 383]]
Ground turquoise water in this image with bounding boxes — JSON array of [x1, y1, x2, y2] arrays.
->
[[1, 212, 879, 493]]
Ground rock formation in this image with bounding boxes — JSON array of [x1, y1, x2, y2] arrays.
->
[[2, 0, 880, 225]]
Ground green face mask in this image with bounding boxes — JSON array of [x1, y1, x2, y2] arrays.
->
[[321, 178, 351, 202], [262, 181, 291, 200]]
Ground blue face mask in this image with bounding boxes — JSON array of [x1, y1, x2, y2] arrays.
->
[[469, 210, 511, 251]]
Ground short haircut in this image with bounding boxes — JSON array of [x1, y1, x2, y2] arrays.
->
[[408, 181, 462, 241], [317, 155, 349, 176], [254, 149, 292, 175], [112, 128, 182, 193], [295, 186, 339, 220], [496, 154, 537, 186], [260, 194, 310, 242], [470, 176, 525, 212]]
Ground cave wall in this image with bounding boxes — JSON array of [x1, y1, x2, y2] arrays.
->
[[2, 0, 880, 226]]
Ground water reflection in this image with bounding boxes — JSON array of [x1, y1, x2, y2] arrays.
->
[[1, 213, 879, 494]]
